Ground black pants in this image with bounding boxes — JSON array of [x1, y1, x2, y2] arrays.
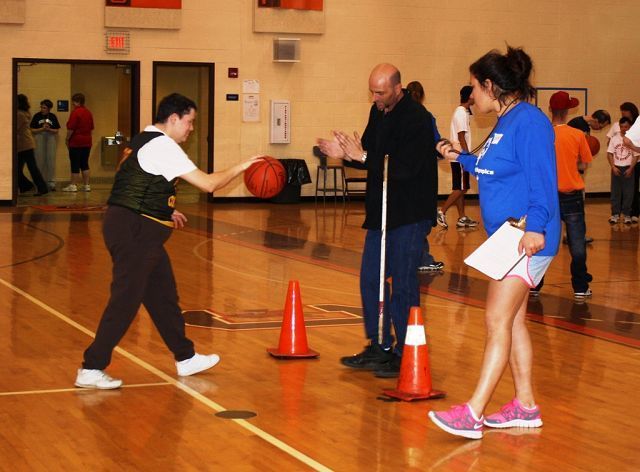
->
[[631, 163, 640, 218], [18, 148, 48, 194], [82, 205, 195, 370]]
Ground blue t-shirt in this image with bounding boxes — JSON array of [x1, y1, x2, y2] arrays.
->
[[457, 102, 560, 256]]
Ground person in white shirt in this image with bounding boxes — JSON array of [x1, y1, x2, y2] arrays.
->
[[612, 103, 640, 222], [608, 117, 639, 224], [437, 86, 479, 229], [75, 93, 261, 390], [606, 102, 638, 143]]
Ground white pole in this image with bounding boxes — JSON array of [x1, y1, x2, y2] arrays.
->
[[377, 154, 389, 345]]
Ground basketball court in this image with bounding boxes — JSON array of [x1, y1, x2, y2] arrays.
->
[[1, 189, 638, 470]]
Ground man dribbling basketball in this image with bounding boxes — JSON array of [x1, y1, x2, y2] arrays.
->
[[75, 93, 260, 389]]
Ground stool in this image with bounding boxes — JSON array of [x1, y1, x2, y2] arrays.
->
[[315, 165, 346, 203]]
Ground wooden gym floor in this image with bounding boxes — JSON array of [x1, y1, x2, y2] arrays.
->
[[1, 188, 639, 471]]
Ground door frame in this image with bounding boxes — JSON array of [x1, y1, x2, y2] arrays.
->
[[12, 58, 141, 204]]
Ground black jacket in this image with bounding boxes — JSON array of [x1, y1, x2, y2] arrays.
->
[[348, 91, 438, 230]]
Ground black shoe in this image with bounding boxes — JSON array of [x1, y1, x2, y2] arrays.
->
[[373, 355, 401, 378], [340, 343, 394, 370]]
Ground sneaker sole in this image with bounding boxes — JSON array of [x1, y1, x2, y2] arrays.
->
[[373, 370, 400, 378], [74, 381, 122, 390], [484, 418, 542, 428], [340, 359, 391, 370], [428, 411, 483, 439], [177, 356, 221, 376]]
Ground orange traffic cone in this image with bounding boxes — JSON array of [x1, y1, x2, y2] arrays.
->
[[382, 306, 445, 401], [267, 280, 319, 358]]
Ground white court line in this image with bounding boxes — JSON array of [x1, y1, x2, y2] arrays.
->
[[0, 382, 170, 397], [0, 277, 332, 472]]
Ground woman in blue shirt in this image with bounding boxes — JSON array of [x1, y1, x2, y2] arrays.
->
[[428, 46, 560, 439]]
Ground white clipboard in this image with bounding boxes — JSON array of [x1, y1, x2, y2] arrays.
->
[[464, 221, 526, 280]]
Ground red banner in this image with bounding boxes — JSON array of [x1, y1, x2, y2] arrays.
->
[[258, 0, 323, 11], [106, 0, 182, 8]]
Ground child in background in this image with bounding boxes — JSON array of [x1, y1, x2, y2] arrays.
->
[[607, 117, 638, 224]]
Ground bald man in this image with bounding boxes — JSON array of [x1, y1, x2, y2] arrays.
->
[[317, 64, 438, 378]]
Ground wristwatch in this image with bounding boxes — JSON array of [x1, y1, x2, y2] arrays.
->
[[361, 151, 367, 163]]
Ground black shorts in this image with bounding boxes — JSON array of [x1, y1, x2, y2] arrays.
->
[[69, 146, 91, 173], [451, 162, 470, 191]]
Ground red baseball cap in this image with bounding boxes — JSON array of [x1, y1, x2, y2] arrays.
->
[[549, 91, 579, 111]]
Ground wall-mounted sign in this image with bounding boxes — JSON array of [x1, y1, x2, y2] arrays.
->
[[105, 30, 130, 54], [57, 100, 69, 112]]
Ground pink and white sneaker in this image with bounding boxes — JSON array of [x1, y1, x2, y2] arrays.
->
[[484, 398, 542, 428], [428, 404, 484, 439]]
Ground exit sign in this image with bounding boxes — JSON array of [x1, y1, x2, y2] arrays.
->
[[105, 31, 130, 54]]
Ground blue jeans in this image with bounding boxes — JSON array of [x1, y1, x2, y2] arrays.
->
[[560, 191, 592, 292], [610, 166, 634, 216], [360, 219, 430, 355]]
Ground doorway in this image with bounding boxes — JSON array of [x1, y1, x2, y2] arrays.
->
[[153, 62, 214, 201], [13, 58, 140, 203]]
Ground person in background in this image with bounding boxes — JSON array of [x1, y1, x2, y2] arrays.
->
[[63, 93, 94, 192], [406, 80, 444, 272], [568, 109, 611, 134], [16, 94, 49, 196], [30, 99, 61, 191], [437, 85, 479, 229], [531, 91, 593, 300], [607, 102, 639, 223], [429, 46, 560, 439], [75, 93, 261, 389], [566, 109, 610, 245], [607, 117, 638, 225]]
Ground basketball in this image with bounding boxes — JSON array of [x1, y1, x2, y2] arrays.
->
[[244, 156, 286, 199], [587, 135, 600, 156]]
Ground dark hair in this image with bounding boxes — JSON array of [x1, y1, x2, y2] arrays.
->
[[406, 81, 425, 104], [155, 93, 197, 123], [469, 46, 536, 105], [551, 108, 568, 119], [40, 99, 54, 109], [592, 109, 611, 126], [17, 94, 29, 112], [620, 102, 639, 123], [619, 116, 632, 126], [460, 85, 473, 103], [72, 93, 85, 105]]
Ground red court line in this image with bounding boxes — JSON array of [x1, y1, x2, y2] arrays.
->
[[183, 222, 640, 350]]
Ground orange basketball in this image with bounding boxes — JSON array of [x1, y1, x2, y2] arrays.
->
[[244, 156, 286, 199], [587, 135, 600, 156]]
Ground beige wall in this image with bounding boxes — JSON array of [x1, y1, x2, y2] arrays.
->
[[2, 0, 640, 201]]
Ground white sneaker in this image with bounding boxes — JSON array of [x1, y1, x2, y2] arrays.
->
[[82, 184, 91, 192], [436, 208, 448, 228], [75, 369, 123, 389], [176, 353, 220, 377], [62, 184, 78, 192]]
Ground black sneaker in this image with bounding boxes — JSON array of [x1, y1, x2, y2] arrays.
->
[[373, 355, 401, 378], [340, 343, 394, 370]]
